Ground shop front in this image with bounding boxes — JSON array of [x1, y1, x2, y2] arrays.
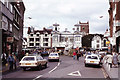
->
[[116, 30, 120, 53]]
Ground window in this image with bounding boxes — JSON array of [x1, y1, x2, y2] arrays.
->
[[43, 43, 48, 46], [10, 23, 12, 32], [10, 4, 13, 12], [36, 38, 40, 41], [45, 34, 47, 37], [43, 38, 48, 42], [97, 40, 99, 43], [29, 38, 34, 41], [2, 16, 8, 31], [36, 34, 39, 36], [87, 56, 98, 60], [61, 37, 65, 42], [36, 43, 39, 46], [23, 57, 35, 61], [104, 40, 106, 47], [29, 43, 34, 46], [97, 44, 99, 48], [30, 34, 33, 36], [83, 27, 85, 30], [1, 0, 5, 4]]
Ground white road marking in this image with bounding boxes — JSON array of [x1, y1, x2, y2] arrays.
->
[[68, 70, 81, 77], [33, 75, 43, 80], [101, 68, 108, 78], [48, 62, 60, 73]]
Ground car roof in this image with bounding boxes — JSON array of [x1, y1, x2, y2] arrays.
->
[[86, 54, 98, 56], [50, 52, 58, 54]]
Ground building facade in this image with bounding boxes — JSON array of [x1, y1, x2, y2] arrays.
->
[[0, 0, 25, 57], [27, 27, 53, 50], [108, 0, 120, 53]]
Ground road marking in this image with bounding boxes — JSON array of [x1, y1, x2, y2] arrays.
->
[[48, 62, 60, 73], [101, 68, 108, 78], [33, 75, 43, 80], [68, 70, 81, 77]]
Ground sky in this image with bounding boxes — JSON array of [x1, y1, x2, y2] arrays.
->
[[23, 0, 110, 37]]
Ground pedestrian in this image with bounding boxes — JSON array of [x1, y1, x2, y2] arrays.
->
[[73, 51, 76, 60], [112, 52, 118, 68], [13, 53, 17, 69], [106, 52, 113, 68], [1, 52, 7, 66], [118, 53, 120, 66], [7, 53, 14, 71], [76, 50, 80, 60]]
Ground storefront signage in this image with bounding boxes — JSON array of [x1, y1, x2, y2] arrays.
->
[[7, 37, 14, 43]]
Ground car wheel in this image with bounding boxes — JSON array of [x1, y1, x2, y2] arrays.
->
[[85, 64, 88, 67], [23, 68, 26, 71], [44, 63, 47, 68], [38, 64, 42, 70]]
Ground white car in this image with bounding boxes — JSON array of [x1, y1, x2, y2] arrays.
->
[[84, 54, 101, 67], [48, 53, 60, 62], [19, 55, 48, 71]]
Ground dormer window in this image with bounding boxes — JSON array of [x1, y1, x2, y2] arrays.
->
[[45, 34, 47, 37], [37, 34, 39, 36], [31, 34, 33, 36]]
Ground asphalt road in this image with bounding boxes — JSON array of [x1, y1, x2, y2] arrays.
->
[[2, 55, 107, 79]]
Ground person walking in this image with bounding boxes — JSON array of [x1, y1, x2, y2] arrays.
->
[[7, 53, 14, 71], [118, 53, 120, 66], [1, 52, 7, 66], [106, 52, 113, 69], [112, 52, 118, 68], [13, 53, 17, 69], [73, 51, 76, 60], [76, 50, 80, 61]]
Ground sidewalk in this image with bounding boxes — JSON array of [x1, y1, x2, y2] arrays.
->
[[1, 59, 20, 73], [102, 61, 118, 80]]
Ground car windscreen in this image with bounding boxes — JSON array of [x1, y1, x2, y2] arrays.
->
[[23, 57, 35, 61], [50, 54, 58, 56], [87, 56, 98, 59]]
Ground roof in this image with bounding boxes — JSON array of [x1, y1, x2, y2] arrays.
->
[[31, 28, 53, 34]]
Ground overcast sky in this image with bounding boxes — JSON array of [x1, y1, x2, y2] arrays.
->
[[23, 0, 110, 37]]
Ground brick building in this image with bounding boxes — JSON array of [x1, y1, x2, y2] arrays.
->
[[79, 21, 89, 34], [108, 0, 120, 53]]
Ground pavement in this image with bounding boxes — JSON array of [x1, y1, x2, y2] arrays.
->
[[102, 60, 119, 80], [1, 59, 20, 73]]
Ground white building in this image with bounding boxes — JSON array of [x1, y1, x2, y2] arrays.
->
[[27, 27, 52, 50], [52, 30, 82, 50], [92, 35, 102, 50], [91, 34, 109, 50]]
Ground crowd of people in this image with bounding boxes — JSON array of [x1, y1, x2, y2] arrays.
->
[[72, 47, 120, 68], [103, 52, 120, 68]]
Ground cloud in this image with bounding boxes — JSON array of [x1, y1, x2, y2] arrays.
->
[[23, 0, 109, 37]]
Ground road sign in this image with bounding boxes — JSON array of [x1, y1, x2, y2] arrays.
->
[[67, 71, 81, 76]]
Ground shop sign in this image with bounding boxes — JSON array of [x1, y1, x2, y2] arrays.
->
[[7, 37, 14, 43]]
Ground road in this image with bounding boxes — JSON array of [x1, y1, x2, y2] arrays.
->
[[2, 55, 107, 80]]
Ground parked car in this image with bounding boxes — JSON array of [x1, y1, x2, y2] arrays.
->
[[84, 54, 101, 67], [48, 53, 60, 62], [19, 55, 48, 71]]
